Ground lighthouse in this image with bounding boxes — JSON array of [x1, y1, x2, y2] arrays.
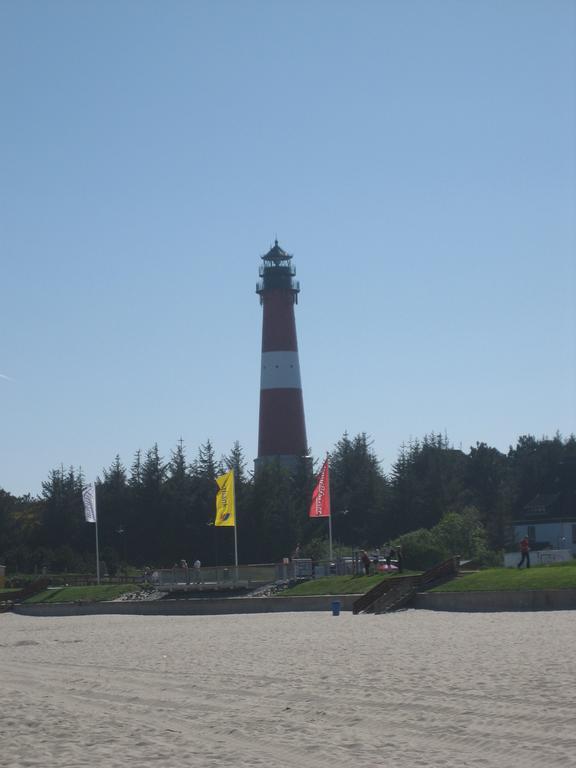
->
[[255, 240, 308, 472]]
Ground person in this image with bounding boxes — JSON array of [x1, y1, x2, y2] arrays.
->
[[386, 547, 395, 568], [517, 536, 530, 569], [396, 546, 404, 574], [193, 558, 203, 584], [360, 550, 371, 576]]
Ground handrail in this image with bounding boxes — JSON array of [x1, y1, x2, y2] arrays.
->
[[353, 556, 460, 615], [420, 556, 460, 586], [352, 575, 420, 614]]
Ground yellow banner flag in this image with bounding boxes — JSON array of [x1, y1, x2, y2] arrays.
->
[[215, 470, 236, 527]]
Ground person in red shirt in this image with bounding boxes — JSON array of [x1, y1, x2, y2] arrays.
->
[[517, 536, 530, 569], [360, 550, 371, 576]]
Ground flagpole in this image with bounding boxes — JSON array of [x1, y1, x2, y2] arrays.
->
[[327, 453, 333, 564], [233, 471, 239, 583], [95, 505, 101, 585], [83, 483, 101, 585], [94, 485, 101, 585]]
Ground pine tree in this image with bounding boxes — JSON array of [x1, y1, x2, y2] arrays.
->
[[136, 444, 167, 563], [389, 434, 466, 538], [329, 433, 389, 547], [223, 441, 247, 483], [249, 461, 296, 562], [465, 443, 509, 548], [99, 455, 130, 566], [189, 440, 222, 565], [165, 439, 195, 564], [39, 465, 87, 569], [129, 449, 143, 488]]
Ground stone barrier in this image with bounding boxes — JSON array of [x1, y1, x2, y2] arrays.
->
[[13, 594, 358, 618], [413, 588, 576, 612]]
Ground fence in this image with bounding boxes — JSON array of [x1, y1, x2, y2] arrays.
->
[[3, 555, 368, 592], [503, 549, 572, 568], [275, 557, 359, 581], [151, 564, 277, 588]]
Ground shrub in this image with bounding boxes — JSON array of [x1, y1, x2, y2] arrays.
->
[[392, 528, 447, 570], [432, 506, 489, 562], [391, 508, 497, 570]]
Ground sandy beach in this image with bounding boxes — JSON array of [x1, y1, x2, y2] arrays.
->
[[1, 610, 575, 768]]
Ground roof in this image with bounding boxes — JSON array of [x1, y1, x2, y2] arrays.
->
[[261, 239, 292, 263], [512, 517, 576, 525], [515, 491, 576, 523], [524, 493, 561, 511]]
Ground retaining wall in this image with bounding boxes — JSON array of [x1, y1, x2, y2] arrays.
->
[[13, 590, 576, 617], [413, 589, 576, 612], [13, 594, 357, 618]]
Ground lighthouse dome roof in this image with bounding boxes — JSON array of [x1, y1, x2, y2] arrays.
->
[[262, 239, 292, 263]]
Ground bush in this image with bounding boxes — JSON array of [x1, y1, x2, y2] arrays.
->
[[392, 528, 447, 570], [432, 506, 489, 562], [391, 508, 497, 570]]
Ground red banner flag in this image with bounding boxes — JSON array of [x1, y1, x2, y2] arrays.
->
[[309, 459, 331, 518]]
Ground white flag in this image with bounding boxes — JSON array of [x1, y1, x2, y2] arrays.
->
[[82, 483, 97, 523]]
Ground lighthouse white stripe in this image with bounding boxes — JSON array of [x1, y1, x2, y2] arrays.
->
[[260, 351, 302, 390]]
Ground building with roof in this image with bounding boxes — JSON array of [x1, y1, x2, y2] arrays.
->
[[511, 459, 576, 555]]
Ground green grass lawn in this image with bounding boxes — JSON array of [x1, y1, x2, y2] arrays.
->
[[281, 572, 419, 597], [25, 584, 141, 603], [432, 562, 576, 592]]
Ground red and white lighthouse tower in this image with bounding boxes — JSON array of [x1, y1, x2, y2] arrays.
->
[[255, 240, 308, 472]]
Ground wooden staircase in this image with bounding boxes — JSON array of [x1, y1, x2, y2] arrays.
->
[[352, 557, 460, 615]]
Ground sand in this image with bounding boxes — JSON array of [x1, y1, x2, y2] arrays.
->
[[1, 610, 575, 768]]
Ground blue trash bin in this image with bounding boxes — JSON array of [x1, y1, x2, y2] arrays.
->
[[331, 600, 341, 616]]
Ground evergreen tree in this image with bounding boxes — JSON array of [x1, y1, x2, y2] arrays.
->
[[389, 434, 466, 537], [189, 440, 221, 565], [165, 440, 195, 564], [98, 455, 130, 566], [0, 491, 43, 572], [249, 461, 296, 562], [0, 489, 15, 556], [4, 431, 575, 572], [129, 449, 143, 489], [223, 441, 248, 483], [289, 454, 315, 552], [38, 466, 88, 569], [464, 443, 509, 548], [222, 442, 253, 563], [138, 444, 168, 563], [329, 433, 389, 546], [508, 434, 567, 514]]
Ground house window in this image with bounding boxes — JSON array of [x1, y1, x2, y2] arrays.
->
[[527, 526, 536, 543], [572, 524, 576, 545]]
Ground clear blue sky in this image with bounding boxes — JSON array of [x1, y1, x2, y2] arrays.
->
[[1, 0, 575, 496]]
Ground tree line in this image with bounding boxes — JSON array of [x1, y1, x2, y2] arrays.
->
[[0, 432, 574, 574]]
